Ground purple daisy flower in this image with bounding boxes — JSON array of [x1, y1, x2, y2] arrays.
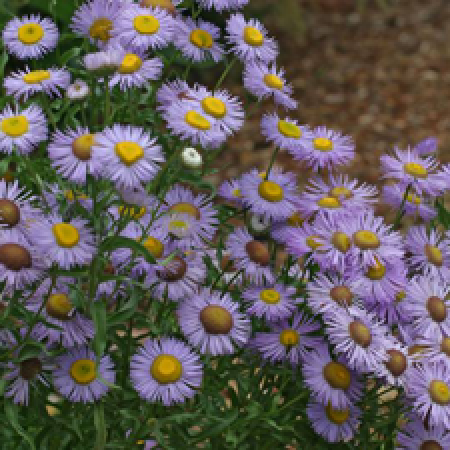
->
[[113, 5, 175, 52], [303, 344, 364, 409], [0, 180, 41, 241], [4, 67, 70, 101], [406, 361, 450, 429], [70, 0, 124, 49], [47, 127, 103, 184], [130, 337, 203, 406], [396, 412, 450, 450], [0, 229, 45, 293], [25, 277, 95, 348], [0, 104, 47, 155], [226, 227, 274, 285], [160, 184, 218, 248], [399, 274, 450, 341], [364, 288, 408, 327], [325, 306, 390, 374], [382, 183, 436, 222], [291, 126, 355, 171], [270, 210, 305, 245], [374, 339, 412, 387], [92, 124, 164, 190], [32, 215, 96, 269], [53, 346, 115, 403], [198, 0, 248, 11], [162, 99, 227, 148], [144, 250, 206, 301], [218, 178, 244, 206], [380, 146, 446, 197], [242, 283, 300, 321], [177, 288, 250, 355], [418, 335, 450, 367], [187, 86, 245, 136], [307, 399, 361, 443], [225, 14, 278, 63], [307, 272, 361, 317], [3, 15, 58, 60], [405, 225, 450, 280], [156, 79, 191, 108], [243, 62, 297, 110], [344, 210, 404, 269], [109, 49, 163, 91], [248, 312, 323, 367], [239, 168, 299, 221], [260, 112, 312, 153], [173, 18, 224, 63], [414, 136, 438, 156]]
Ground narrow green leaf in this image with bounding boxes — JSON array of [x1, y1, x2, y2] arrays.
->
[[94, 403, 107, 450], [91, 300, 107, 359], [100, 235, 156, 264], [4, 401, 36, 450]]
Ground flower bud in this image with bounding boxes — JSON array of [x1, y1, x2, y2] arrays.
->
[[66, 79, 89, 100], [181, 147, 202, 169]]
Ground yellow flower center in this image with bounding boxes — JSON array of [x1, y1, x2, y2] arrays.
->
[[313, 137, 333, 152], [330, 186, 353, 200], [243, 26, 264, 46], [323, 361, 351, 390], [330, 286, 353, 307], [115, 141, 144, 166], [46, 293, 73, 320], [52, 223, 80, 248], [185, 110, 211, 130], [89, 18, 113, 41], [277, 120, 301, 139], [331, 232, 351, 253], [23, 70, 50, 84], [258, 180, 283, 202], [279, 329, 299, 347], [170, 202, 200, 219], [70, 359, 96, 385], [353, 230, 380, 250], [189, 29, 213, 48], [1, 116, 29, 137], [141, 236, 164, 259], [317, 196, 341, 209], [348, 320, 372, 348], [118, 53, 143, 74], [325, 402, 349, 425], [199, 305, 233, 334], [264, 74, 284, 90], [365, 258, 386, 280], [168, 219, 188, 233], [287, 212, 303, 226], [0, 199, 20, 226], [72, 133, 94, 161], [259, 288, 281, 304], [403, 162, 428, 178], [118, 205, 147, 219], [407, 193, 421, 205], [18, 23, 44, 45], [419, 440, 444, 450], [306, 235, 323, 250], [426, 296, 447, 323], [424, 244, 443, 267], [151, 354, 182, 384], [134, 15, 160, 34], [441, 337, 450, 357], [385, 349, 407, 377], [201, 97, 227, 119], [232, 188, 242, 198], [395, 291, 406, 303], [429, 380, 450, 405]]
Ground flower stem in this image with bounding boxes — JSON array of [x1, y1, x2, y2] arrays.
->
[[392, 183, 412, 230], [104, 77, 110, 125], [265, 146, 280, 180], [214, 57, 237, 92]]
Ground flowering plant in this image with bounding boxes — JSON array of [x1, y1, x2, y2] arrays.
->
[[1, 1, 450, 449]]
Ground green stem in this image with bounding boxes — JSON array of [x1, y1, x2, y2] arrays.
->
[[104, 77, 110, 125], [392, 183, 412, 230], [40, 94, 57, 131], [214, 57, 237, 91], [265, 146, 280, 180]]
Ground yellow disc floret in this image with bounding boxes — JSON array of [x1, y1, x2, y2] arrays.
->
[[141, 236, 164, 259], [325, 402, 350, 425], [151, 354, 182, 384], [1, 116, 29, 137], [260, 289, 281, 304], [243, 26, 264, 46], [23, 70, 50, 84], [323, 361, 351, 390], [201, 97, 227, 119], [258, 181, 283, 202], [18, 23, 44, 45], [52, 223, 80, 248], [70, 359, 96, 385], [429, 380, 450, 405], [133, 15, 160, 34], [279, 329, 299, 347], [403, 162, 428, 178], [353, 230, 380, 250], [185, 111, 211, 130], [118, 54, 143, 74], [190, 29, 213, 48], [313, 137, 333, 152], [115, 141, 144, 166], [89, 18, 113, 41], [263, 74, 284, 90], [277, 120, 301, 139]]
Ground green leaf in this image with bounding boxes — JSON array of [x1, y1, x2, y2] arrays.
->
[[16, 340, 47, 362], [0, 49, 8, 80], [4, 401, 36, 450], [91, 301, 107, 359], [94, 403, 107, 450], [99, 235, 157, 264], [59, 47, 81, 66]]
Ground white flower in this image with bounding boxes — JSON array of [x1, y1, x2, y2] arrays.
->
[[66, 80, 89, 100]]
